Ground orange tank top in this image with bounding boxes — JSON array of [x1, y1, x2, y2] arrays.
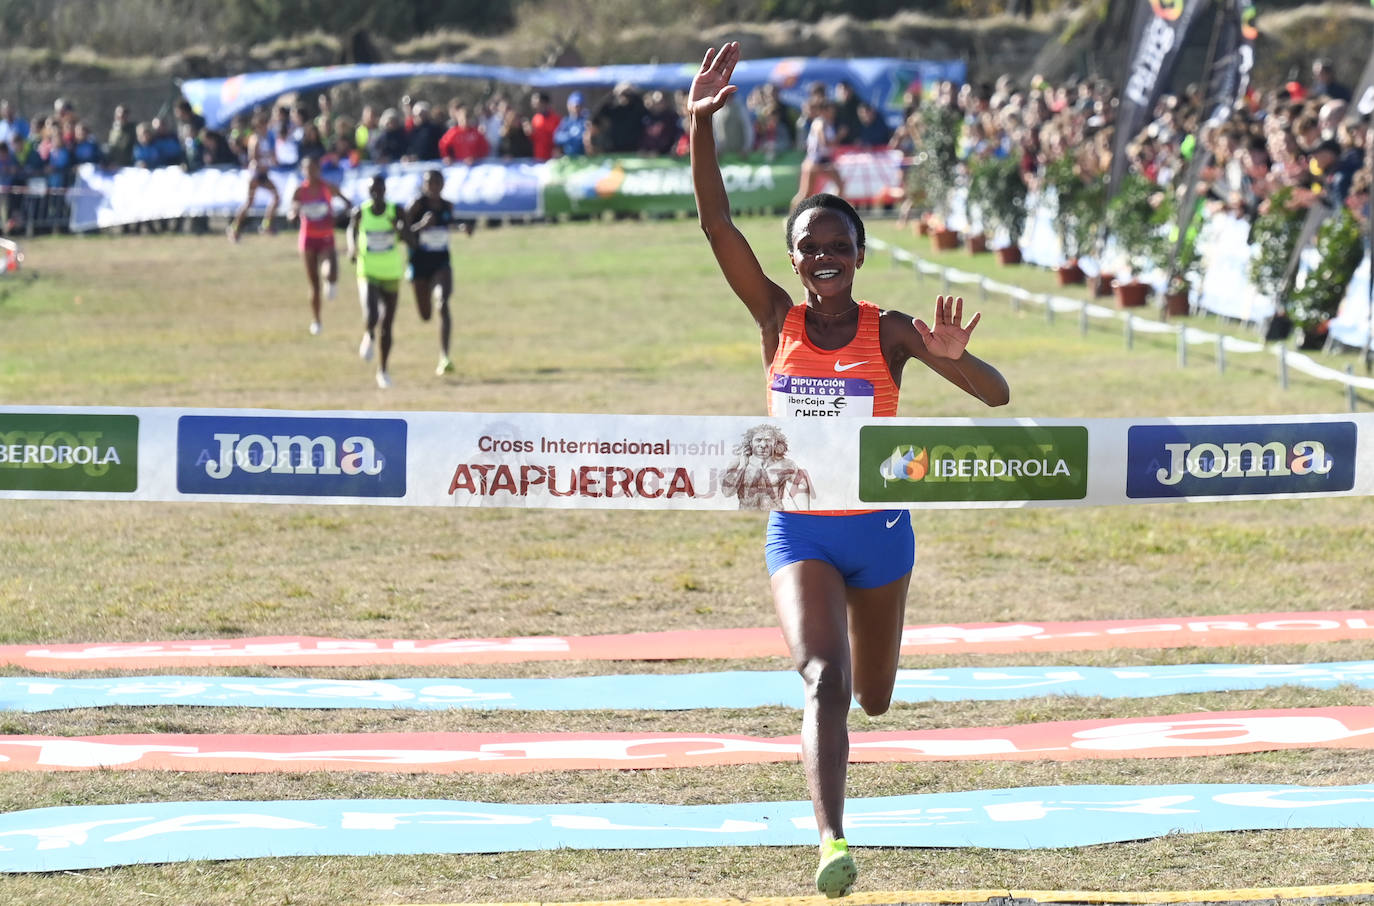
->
[[767, 300, 898, 514]]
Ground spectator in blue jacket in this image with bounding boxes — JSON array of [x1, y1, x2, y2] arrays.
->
[[132, 123, 161, 168], [0, 100, 27, 148], [553, 91, 589, 157], [151, 118, 183, 167], [72, 123, 104, 168]]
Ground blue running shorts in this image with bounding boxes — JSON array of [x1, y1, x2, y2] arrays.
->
[[765, 510, 914, 588]]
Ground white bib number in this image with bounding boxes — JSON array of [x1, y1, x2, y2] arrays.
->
[[769, 374, 875, 418]]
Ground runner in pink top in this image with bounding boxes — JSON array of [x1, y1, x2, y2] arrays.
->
[[289, 157, 346, 335]]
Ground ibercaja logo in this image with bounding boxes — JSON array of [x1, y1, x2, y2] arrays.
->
[[0, 413, 139, 492], [858, 425, 1089, 503], [176, 415, 407, 497], [1126, 421, 1356, 498]]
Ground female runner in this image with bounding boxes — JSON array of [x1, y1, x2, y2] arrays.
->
[[689, 43, 1010, 898], [405, 169, 462, 376], [289, 157, 346, 335]]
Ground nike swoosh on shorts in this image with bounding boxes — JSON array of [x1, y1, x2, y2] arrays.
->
[[885, 515, 901, 528]]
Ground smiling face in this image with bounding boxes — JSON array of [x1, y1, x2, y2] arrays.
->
[[788, 207, 863, 299]]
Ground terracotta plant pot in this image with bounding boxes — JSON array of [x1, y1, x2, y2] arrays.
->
[[995, 245, 1022, 265], [1090, 273, 1117, 298], [1114, 280, 1151, 308], [1296, 321, 1329, 350], [967, 233, 989, 254], [931, 228, 960, 252], [1163, 290, 1190, 317], [1055, 262, 1086, 285]]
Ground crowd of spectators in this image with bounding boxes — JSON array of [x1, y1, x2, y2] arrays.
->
[[889, 56, 1369, 232], [1, 57, 1368, 236]]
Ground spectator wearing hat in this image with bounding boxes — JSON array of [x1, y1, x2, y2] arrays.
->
[[553, 91, 589, 157], [369, 109, 409, 164], [406, 101, 444, 161], [594, 83, 647, 153]]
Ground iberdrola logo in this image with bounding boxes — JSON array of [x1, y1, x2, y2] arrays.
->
[[879, 446, 929, 483], [1149, 0, 1185, 20]]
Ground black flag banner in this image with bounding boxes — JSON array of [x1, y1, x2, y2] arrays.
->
[[1199, 0, 1255, 133], [1108, 0, 1210, 206], [1164, 0, 1257, 296]]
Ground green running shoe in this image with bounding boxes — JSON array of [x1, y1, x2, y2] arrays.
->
[[814, 837, 857, 898]]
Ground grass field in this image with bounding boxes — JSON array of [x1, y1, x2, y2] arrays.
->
[[1, 216, 1372, 904]]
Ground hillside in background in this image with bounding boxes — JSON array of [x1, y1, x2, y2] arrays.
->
[[0, 0, 1369, 126]]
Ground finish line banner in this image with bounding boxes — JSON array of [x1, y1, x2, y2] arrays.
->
[[1, 406, 1370, 510]]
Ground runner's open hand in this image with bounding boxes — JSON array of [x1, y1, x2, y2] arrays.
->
[[913, 295, 981, 360], [687, 43, 740, 117]]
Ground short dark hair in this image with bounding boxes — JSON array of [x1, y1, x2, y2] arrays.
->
[[785, 193, 865, 253]]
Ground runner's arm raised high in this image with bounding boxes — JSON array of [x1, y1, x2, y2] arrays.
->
[[688, 43, 791, 336]]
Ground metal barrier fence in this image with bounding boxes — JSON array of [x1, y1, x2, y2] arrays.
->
[[869, 236, 1374, 412]]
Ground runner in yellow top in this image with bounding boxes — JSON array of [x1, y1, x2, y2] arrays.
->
[[347, 175, 408, 389]]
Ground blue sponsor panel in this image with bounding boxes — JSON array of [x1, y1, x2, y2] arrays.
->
[[176, 416, 407, 497], [1126, 421, 1357, 498]]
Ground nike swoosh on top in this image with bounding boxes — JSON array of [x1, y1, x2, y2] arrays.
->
[[885, 515, 901, 528], [834, 361, 869, 372]]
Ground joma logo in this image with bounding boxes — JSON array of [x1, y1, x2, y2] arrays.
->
[[202, 433, 384, 478], [1155, 440, 1331, 486]]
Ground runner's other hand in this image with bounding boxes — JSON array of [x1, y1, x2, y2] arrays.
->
[[913, 295, 982, 360]]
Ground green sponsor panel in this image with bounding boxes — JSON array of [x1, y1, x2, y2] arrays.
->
[[542, 152, 801, 216], [859, 425, 1089, 503], [0, 414, 139, 492]]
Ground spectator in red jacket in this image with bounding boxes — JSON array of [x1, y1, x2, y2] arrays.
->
[[438, 103, 490, 165], [529, 91, 561, 161]]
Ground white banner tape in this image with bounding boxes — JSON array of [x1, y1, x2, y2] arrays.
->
[[0, 407, 1370, 510]]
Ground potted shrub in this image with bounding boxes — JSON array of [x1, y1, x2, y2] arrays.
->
[[963, 155, 996, 254], [1248, 186, 1307, 341], [1288, 206, 1365, 350], [1158, 191, 1202, 318], [1104, 172, 1168, 308], [912, 104, 961, 251], [1043, 156, 1095, 285], [976, 154, 1028, 265], [961, 156, 994, 252]]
